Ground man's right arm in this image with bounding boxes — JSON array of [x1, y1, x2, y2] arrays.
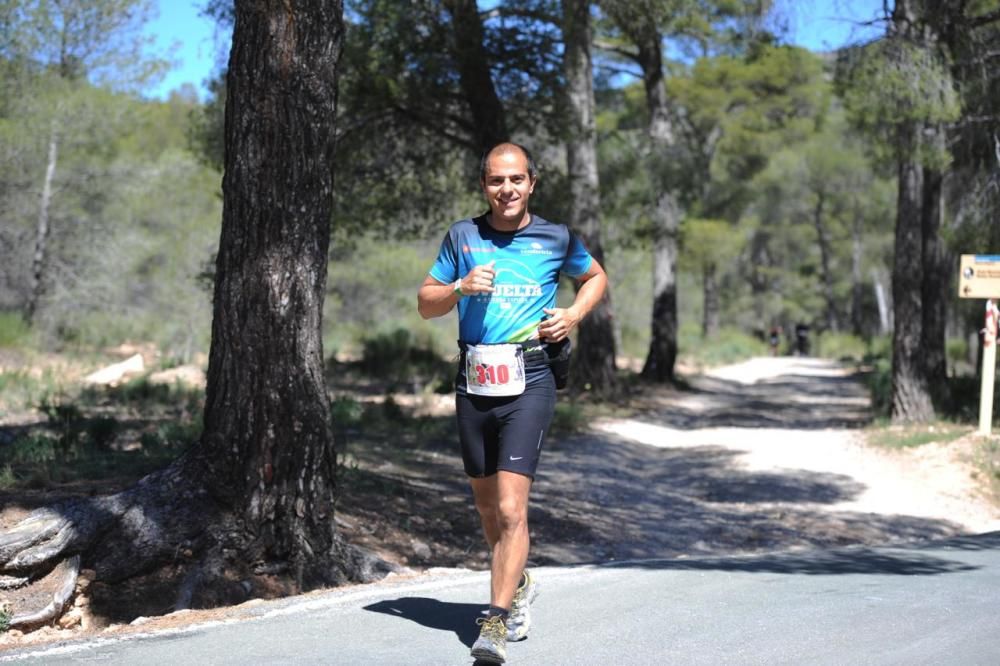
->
[[417, 276, 461, 319], [418, 261, 496, 319]]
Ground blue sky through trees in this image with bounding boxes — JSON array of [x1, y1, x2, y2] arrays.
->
[[142, 0, 885, 101]]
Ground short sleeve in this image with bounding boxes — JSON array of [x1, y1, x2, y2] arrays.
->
[[428, 230, 459, 285], [561, 230, 593, 278]]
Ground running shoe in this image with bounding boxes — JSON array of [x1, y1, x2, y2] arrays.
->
[[506, 570, 539, 641], [471, 614, 508, 663]]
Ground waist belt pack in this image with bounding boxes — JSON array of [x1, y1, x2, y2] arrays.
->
[[459, 338, 571, 392]]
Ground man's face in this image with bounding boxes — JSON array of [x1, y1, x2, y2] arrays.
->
[[481, 150, 536, 226]]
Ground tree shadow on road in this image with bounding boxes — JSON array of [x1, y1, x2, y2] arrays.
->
[[526, 363, 972, 566], [635, 370, 874, 430], [599, 531, 1000, 576], [363, 597, 482, 647]]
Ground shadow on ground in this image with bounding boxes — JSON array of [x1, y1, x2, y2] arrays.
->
[[600, 530, 1000, 575], [363, 597, 483, 647], [633, 370, 874, 430]]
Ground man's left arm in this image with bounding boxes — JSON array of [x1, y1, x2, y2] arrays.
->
[[537, 259, 608, 343]]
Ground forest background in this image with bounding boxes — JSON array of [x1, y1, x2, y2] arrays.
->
[[2, 0, 998, 421]]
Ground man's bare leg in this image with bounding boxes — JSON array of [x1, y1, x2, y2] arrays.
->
[[470, 470, 532, 610]]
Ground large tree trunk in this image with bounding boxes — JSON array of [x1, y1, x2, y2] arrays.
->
[[889, 0, 935, 423], [812, 192, 840, 333], [443, 0, 509, 152], [749, 227, 773, 314], [634, 24, 680, 383], [921, 148, 948, 389], [24, 127, 58, 324], [198, 0, 359, 587], [0, 0, 388, 629], [891, 121, 935, 422], [702, 263, 720, 337], [851, 213, 865, 336], [562, 0, 617, 395]]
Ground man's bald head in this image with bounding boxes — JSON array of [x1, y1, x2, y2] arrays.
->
[[479, 142, 537, 182]]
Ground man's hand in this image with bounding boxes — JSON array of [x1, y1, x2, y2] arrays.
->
[[538, 307, 581, 342], [459, 260, 496, 295]]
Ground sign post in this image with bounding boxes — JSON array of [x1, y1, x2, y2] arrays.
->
[[959, 255, 1000, 436], [980, 300, 998, 435]]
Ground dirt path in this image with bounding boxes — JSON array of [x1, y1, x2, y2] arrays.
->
[[525, 356, 1000, 565], [4, 356, 999, 647]]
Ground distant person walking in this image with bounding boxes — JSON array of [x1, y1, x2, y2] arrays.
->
[[795, 322, 811, 356], [417, 142, 607, 663]]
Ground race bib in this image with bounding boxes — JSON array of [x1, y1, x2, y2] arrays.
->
[[465, 344, 526, 397]]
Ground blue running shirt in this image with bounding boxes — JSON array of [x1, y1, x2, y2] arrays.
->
[[429, 214, 593, 344]]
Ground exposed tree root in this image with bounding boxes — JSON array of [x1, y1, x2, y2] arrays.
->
[[9, 556, 79, 630], [0, 458, 395, 630]]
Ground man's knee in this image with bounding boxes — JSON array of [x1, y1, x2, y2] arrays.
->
[[475, 497, 499, 522], [496, 495, 527, 532]]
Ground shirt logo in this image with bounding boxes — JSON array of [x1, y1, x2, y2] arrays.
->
[[521, 241, 552, 256]]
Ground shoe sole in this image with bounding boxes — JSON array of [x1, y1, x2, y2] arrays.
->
[[470, 647, 506, 663]]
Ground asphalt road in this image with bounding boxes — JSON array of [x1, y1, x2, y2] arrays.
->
[[4, 532, 999, 665]]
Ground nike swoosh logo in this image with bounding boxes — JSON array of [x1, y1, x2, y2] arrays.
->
[[510, 456, 523, 461]]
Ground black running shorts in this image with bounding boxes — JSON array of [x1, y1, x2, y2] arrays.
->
[[455, 370, 556, 478]]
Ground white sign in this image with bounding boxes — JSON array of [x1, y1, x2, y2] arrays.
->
[[959, 255, 1000, 299]]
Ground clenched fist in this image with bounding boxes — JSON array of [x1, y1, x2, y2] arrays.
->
[[459, 260, 496, 295]]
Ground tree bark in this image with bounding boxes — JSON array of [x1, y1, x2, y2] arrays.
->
[[850, 213, 865, 336], [891, 121, 935, 422], [443, 0, 509, 153], [702, 263, 720, 337], [24, 127, 58, 324], [198, 0, 354, 587], [889, 0, 935, 423], [562, 0, 617, 395], [633, 23, 680, 384], [812, 192, 839, 333], [921, 150, 948, 389]]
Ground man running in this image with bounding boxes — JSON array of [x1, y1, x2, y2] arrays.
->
[[417, 142, 607, 663]]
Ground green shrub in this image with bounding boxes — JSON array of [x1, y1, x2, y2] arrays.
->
[[159, 421, 201, 447], [550, 401, 587, 434], [0, 369, 59, 414], [946, 337, 969, 370], [38, 395, 83, 427], [864, 335, 892, 363], [816, 333, 867, 361], [139, 421, 201, 452], [0, 311, 30, 348], [360, 328, 450, 387], [864, 357, 893, 416], [867, 422, 970, 449], [0, 465, 16, 490], [331, 395, 364, 428], [0, 601, 11, 633], [107, 377, 172, 404], [6, 434, 59, 464], [680, 324, 768, 367]]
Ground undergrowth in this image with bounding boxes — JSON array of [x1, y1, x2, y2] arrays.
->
[[865, 421, 970, 449], [0, 600, 11, 633], [0, 376, 203, 491]]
